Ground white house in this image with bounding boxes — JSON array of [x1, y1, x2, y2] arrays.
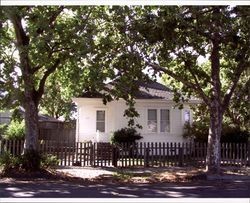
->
[[72, 81, 199, 143]]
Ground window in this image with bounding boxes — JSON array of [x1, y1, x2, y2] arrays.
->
[[160, 109, 170, 132], [96, 110, 105, 132], [148, 109, 157, 132], [184, 109, 191, 124]]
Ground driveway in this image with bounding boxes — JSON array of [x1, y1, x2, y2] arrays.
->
[[0, 179, 249, 198]]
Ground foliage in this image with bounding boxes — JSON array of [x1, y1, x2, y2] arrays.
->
[[107, 6, 250, 173], [0, 152, 21, 172], [39, 72, 76, 120], [3, 120, 25, 140], [0, 124, 8, 139], [0, 6, 110, 150], [111, 127, 142, 144], [0, 151, 58, 172], [11, 108, 23, 122], [183, 122, 249, 143], [41, 154, 59, 168], [183, 122, 209, 143], [221, 127, 249, 143]]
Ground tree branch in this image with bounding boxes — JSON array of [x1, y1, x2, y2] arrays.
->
[[36, 6, 64, 35], [35, 58, 61, 104], [184, 60, 210, 104], [222, 58, 249, 113], [147, 62, 210, 105]]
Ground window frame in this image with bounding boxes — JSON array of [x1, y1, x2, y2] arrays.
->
[[96, 110, 106, 133], [160, 109, 170, 133], [147, 108, 171, 134], [147, 109, 158, 133]]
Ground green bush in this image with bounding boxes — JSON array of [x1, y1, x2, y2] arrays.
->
[[0, 152, 21, 172], [183, 122, 249, 143], [0, 124, 8, 139], [182, 122, 209, 142], [111, 127, 142, 144], [0, 150, 58, 172], [41, 154, 59, 168], [4, 120, 25, 140], [221, 126, 249, 143]]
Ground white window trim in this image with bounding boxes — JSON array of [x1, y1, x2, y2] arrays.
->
[[146, 108, 171, 134], [160, 109, 170, 133], [95, 109, 107, 133], [182, 108, 192, 125]]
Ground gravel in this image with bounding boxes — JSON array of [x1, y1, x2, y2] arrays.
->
[[55, 166, 115, 179]]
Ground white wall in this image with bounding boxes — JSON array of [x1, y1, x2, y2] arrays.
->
[[73, 98, 193, 143]]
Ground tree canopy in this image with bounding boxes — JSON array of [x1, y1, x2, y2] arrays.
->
[[106, 6, 250, 174], [1, 6, 249, 174]]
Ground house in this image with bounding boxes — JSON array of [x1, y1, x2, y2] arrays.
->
[[0, 111, 11, 124], [72, 81, 200, 143]]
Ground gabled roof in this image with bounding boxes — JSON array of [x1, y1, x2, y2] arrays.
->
[[134, 80, 173, 99], [80, 80, 175, 100]]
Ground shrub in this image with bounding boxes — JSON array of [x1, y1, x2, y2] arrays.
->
[[221, 126, 249, 143], [41, 154, 59, 168], [183, 122, 249, 143], [111, 127, 142, 144], [183, 122, 208, 142], [0, 152, 21, 172], [3, 120, 25, 140], [0, 124, 8, 139]]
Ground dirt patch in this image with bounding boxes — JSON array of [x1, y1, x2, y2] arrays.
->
[[1, 166, 249, 184]]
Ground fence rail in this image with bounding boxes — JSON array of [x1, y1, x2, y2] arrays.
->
[[0, 139, 249, 168]]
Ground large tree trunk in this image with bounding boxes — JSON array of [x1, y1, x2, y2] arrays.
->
[[8, 9, 40, 152], [206, 100, 223, 174], [23, 90, 39, 152], [206, 22, 222, 175]]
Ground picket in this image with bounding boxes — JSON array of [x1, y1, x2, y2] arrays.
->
[[0, 139, 249, 168]]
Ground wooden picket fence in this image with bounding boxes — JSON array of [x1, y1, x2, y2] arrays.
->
[[0, 139, 249, 168]]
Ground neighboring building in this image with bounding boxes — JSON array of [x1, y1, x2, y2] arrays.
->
[[73, 81, 200, 143], [0, 111, 11, 124], [0, 108, 75, 142]]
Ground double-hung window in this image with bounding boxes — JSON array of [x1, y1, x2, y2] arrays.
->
[[147, 109, 170, 133], [160, 109, 170, 132], [147, 109, 157, 132], [96, 110, 105, 132]]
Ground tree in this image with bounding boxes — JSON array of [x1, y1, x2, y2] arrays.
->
[[39, 71, 76, 121], [108, 6, 250, 174], [163, 60, 250, 132], [0, 6, 102, 157]]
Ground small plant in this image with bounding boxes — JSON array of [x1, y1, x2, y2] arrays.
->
[[41, 154, 59, 168], [0, 151, 21, 172], [111, 127, 142, 144]]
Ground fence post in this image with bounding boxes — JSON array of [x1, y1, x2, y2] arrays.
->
[[90, 142, 94, 166], [144, 147, 150, 167], [248, 140, 250, 166], [178, 145, 184, 167], [112, 146, 118, 167], [0, 140, 2, 154]]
